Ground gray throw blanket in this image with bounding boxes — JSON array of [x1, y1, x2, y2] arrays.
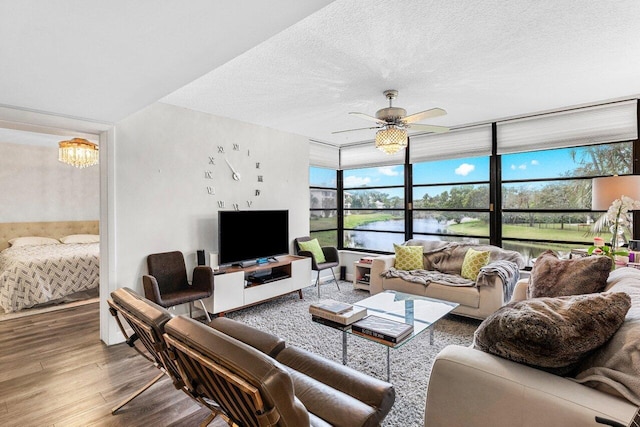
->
[[477, 260, 520, 303], [381, 260, 521, 303], [381, 268, 475, 287]]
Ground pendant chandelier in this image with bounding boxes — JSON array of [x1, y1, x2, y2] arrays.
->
[[58, 138, 99, 168], [375, 126, 408, 154]]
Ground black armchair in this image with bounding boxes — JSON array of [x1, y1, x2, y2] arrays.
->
[[142, 251, 213, 322], [294, 236, 340, 298]]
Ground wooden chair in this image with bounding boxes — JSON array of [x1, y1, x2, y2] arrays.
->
[[294, 236, 340, 298], [143, 251, 214, 322]]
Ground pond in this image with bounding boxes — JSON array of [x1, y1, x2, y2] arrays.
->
[[346, 218, 571, 266], [345, 218, 456, 252]]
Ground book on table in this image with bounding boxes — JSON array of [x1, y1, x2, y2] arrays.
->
[[308, 304, 368, 325], [351, 315, 414, 343], [309, 299, 353, 315], [311, 315, 351, 330]]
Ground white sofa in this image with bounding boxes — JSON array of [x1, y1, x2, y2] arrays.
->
[[369, 240, 524, 319], [424, 267, 640, 427]]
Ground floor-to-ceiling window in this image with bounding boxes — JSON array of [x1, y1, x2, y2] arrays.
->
[[308, 100, 638, 259], [413, 155, 490, 243], [309, 166, 338, 247], [501, 141, 633, 264], [342, 165, 405, 252]]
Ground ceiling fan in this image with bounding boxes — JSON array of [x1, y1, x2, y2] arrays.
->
[[333, 90, 449, 154]]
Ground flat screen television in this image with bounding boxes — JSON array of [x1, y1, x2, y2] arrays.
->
[[218, 210, 289, 266]]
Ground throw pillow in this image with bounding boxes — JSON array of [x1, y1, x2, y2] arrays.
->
[[473, 292, 631, 375], [529, 250, 611, 298], [461, 248, 490, 280], [298, 238, 326, 263], [8, 236, 60, 247], [393, 244, 424, 271], [59, 234, 100, 244]]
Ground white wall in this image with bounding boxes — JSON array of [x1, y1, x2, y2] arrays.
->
[[0, 142, 99, 222], [104, 102, 310, 343]]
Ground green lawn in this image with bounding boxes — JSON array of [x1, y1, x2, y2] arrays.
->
[[448, 221, 611, 243], [311, 213, 615, 247]]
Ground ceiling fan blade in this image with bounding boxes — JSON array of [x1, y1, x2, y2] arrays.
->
[[348, 112, 386, 124], [331, 126, 381, 134], [403, 107, 447, 124], [407, 123, 449, 133]]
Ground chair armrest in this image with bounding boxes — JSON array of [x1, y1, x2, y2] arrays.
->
[[510, 278, 530, 302], [321, 246, 339, 263], [297, 250, 319, 269], [209, 317, 285, 358], [142, 275, 164, 305], [276, 346, 395, 426], [425, 345, 636, 427], [191, 266, 214, 295], [369, 255, 396, 294]]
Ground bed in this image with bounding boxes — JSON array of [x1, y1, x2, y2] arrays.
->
[[0, 221, 100, 313]]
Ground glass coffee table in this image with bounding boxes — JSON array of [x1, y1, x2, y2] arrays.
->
[[316, 290, 458, 381]]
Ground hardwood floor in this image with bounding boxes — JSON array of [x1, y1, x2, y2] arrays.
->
[[0, 302, 227, 426]]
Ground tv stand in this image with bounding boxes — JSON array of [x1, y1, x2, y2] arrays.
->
[[201, 255, 311, 316]]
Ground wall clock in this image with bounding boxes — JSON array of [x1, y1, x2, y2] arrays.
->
[[205, 143, 263, 210]]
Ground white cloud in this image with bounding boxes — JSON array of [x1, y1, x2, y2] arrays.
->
[[531, 160, 539, 165], [454, 163, 475, 176], [344, 175, 371, 187], [377, 166, 399, 176], [510, 164, 516, 170], [518, 164, 527, 170]]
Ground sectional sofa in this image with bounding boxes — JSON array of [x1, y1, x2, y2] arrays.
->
[[424, 267, 640, 427]]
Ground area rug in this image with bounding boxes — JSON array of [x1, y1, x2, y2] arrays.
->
[[224, 281, 480, 427]]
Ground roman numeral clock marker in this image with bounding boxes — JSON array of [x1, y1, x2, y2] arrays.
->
[[205, 143, 263, 209]]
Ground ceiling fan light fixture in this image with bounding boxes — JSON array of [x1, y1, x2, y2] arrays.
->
[[375, 126, 407, 155]]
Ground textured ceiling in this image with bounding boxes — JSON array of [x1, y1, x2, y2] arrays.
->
[[2, 1, 640, 148], [0, 0, 332, 124], [162, 0, 640, 146]]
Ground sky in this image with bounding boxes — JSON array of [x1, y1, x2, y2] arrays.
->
[[311, 146, 596, 189]]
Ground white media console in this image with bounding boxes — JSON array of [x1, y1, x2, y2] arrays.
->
[[201, 255, 311, 315]]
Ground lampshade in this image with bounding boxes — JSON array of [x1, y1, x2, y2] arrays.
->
[[58, 138, 99, 168], [375, 126, 407, 154], [592, 175, 640, 210]]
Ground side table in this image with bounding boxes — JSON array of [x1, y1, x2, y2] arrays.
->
[[353, 261, 372, 291]]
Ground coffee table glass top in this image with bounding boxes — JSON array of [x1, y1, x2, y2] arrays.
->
[[350, 290, 459, 348]]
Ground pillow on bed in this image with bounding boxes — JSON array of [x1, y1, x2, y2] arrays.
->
[[59, 234, 100, 244], [8, 236, 60, 247]]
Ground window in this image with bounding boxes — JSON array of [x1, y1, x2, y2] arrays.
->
[[343, 165, 405, 252], [501, 142, 633, 264], [412, 156, 490, 244], [309, 167, 338, 247]]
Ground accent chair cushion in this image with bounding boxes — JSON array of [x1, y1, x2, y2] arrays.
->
[[529, 250, 611, 298], [473, 292, 631, 375], [298, 238, 326, 263], [393, 244, 424, 271], [461, 248, 490, 280]]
